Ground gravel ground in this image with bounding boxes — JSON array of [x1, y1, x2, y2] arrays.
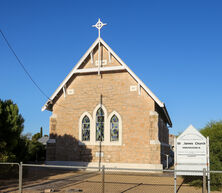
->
[[0, 169, 221, 193]]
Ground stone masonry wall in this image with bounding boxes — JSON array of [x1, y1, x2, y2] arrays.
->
[[158, 112, 170, 165], [48, 71, 162, 165]]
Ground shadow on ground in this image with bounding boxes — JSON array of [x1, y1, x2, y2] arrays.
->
[[0, 134, 94, 192]]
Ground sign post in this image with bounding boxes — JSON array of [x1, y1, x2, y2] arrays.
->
[[174, 136, 177, 193], [174, 125, 210, 192], [207, 137, 210, 193]]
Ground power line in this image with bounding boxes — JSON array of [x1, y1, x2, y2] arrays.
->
[[0, 29, 50, 100], [0, 30, 114, 111], [0, 30, 138, 113]]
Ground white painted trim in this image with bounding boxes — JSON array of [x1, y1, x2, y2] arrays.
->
[[108, 51, 111, 63], [42, 37, 172, 126], [41, 106, 46, 111], [150, 140, 161, 145], [90, 52, 93, 64], [75, 66, 125, 73], [67, 89, 74, 95], [46, 161, 163, 170], [98, 40, 101, 75], [78, 112, 93, 146], [107, 111, 122, 145], [63, 86, 66, 98], [149, 111, 158, 116], [138, 83, 141, 95], [130, 85, 137, 92], [95, 59, 107, 66]]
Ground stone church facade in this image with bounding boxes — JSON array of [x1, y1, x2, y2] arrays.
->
[[42, 36, 172, 169]]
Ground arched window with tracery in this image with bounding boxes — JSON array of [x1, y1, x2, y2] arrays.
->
[[110, 115, 119, 141], [82, 115, 90, 141], [96, 107, 104, 141]]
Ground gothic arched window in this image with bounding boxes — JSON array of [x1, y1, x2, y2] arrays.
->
[[96, 107, 104, 141], [82, 115, 90, 141], [110, 115, 119, 141]]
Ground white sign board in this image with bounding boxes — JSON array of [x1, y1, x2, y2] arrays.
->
[[175, 125, 209, 176]]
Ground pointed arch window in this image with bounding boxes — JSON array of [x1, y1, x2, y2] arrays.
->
[[110, 115, 119, 141], [96, 107, 104, 141], [82, 115, 90, 141]]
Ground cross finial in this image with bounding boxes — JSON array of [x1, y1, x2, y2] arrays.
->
[[92, 18, 107, 38]]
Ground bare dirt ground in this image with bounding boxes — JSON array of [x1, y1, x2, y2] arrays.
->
[[0, 168, 221, 193]]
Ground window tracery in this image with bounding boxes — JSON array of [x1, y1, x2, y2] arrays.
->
[[82, 115, 90, 141], [110, 115, 119, 141], [96, 107, 104, 141]]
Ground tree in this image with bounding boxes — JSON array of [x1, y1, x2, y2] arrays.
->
[[0, 99, 24, 162], [200, 121, 222, 190], [27, 140, 45, 162], [40, 127, 43, 137], [200, 121, 222, 170], [0, 99, 47, 163], [27, 131, 45, 162], [182, 121, 222, 190], [32, 132, 41, 141]]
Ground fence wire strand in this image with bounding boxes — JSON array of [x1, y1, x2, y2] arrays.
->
[[0, 162, 222, 193]]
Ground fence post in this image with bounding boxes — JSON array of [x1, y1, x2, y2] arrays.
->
[[174, 169, 177, 193], [19, 162, 23, 193], [102, 165, 105, 193], [207, 169, 210, 193], [203, 168, 206, 193]]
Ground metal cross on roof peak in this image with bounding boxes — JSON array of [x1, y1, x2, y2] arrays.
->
[[92, 18, 107, 38]]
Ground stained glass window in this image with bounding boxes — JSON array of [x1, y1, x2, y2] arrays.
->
[[96, 108, 104, 141], [110, 115, 119, 141], [82, 115, 90, 141]]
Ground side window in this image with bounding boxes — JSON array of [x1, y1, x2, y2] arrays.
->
[[110, 115, 119, 141], [96, 108, 104, 141], [82, 115, 90, 141]]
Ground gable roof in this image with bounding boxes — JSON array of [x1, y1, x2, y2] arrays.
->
[[42, 37, 172, 127]]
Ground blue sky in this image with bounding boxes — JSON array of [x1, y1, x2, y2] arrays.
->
[[0, 0, 222, 136]]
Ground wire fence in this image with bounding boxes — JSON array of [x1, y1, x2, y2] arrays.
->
[[0, 162, 222, 193]]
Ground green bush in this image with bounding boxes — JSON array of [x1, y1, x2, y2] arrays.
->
[[0, 99, 24, 162], [0, 99, 46, 163], [200, 121, 222, 191], [183, 121, 222, 191]]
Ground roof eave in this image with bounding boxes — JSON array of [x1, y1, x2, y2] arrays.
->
[[162, 104, 172, 127]]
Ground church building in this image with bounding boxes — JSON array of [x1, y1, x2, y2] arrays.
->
[[42, 19, 172, 169]]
